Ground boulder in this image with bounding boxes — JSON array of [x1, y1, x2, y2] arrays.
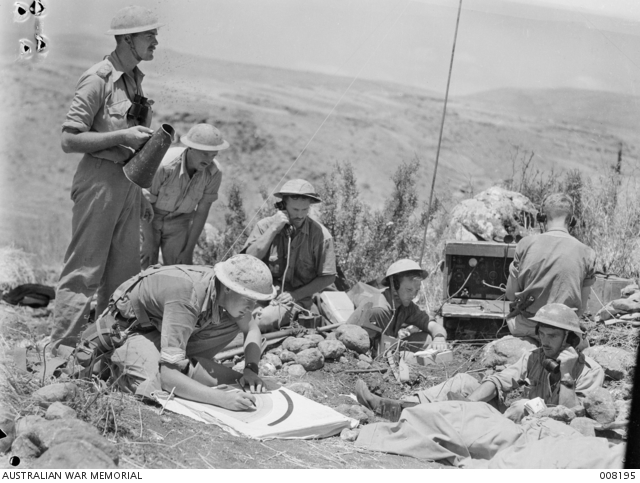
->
[[356, 360, 371, 370], [325, 332, 337, 340], [258, 361, 277, 376], [358, 354, 373, 363], [570, 417, 597, 437], [334, 404, 373, 424], [232, 361, 245, 372], [282, 337, 316, 353], [0, 408, 16, 454], [295, 349, 324, 371], [583, 346, 634, 381], [335, 325, 370, 354], [534, 406, 576, 423], [15, 415, 44, 436], [340, 428, 360, 442], [481, 336, 536, 368], [611, 298, 640, 312], [33, 440, 116, 469], [584, 388, 616, 425], [339, 356, 348, 364], [45, 402, 77, 420], [262, 352, 283, 370], [621, 283, 640, 298], [318, 340, 346, 360], [304, 334, 325, 345], [279, 350, 297, 363], [18, 417, 118, 464], [11, 434, 41, 458], [285, 382, 322, 401], [446, 187, 536, 242], [32, 382, 78, 408], [287, 364, 307, 378]]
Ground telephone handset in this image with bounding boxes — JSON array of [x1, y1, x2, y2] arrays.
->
[[541, 331, 581, 374], [274, 201, 294, 237]]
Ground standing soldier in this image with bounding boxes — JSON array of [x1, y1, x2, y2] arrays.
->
[[51, 6, 162, 354], [141, 124, 229, 268]]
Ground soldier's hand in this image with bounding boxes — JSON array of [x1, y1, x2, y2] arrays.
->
[[140, 197, 154, 223], [275, 291, 294, 305], [428, 336, 448, 351], [557, 346, 579, 375], [122, 126, 153, 149], [273, 210, 290, 232], [217, 389, 256, 411], [397, 328, 411, 339], [176, 250, 193, 265]]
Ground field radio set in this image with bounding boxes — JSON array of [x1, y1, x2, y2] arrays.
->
[[440, 241, 516, 339]]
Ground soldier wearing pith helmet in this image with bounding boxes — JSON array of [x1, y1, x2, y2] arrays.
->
[[242, 179, 337, 332], [51, 6, 163, 355], [141, 123, 230, 268]]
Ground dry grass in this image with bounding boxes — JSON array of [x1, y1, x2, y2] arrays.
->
[[0, 247, 36, 293]]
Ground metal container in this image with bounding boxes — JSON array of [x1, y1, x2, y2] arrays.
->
[[123, 123, 175, 188]]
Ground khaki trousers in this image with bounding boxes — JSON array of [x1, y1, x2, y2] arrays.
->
[[141, 211, 194, 269], [51, 155, 141, 348]]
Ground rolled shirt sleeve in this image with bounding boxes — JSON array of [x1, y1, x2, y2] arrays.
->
[[62, 73, 106, 133], [317, 235, 337, 276], [582, 248, 597, 288], [482, 351, 531, 404]]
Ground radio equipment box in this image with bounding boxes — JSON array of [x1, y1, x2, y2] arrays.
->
[[441, 241, 516, 339]]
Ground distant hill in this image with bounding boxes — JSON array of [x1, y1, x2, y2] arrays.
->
[[1, 33, 638, 262]]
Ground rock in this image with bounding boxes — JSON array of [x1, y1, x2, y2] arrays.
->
[[32, 382, 78, 408], [356, 360, 371, 370], [584, 388, 616, 425], [267, 347, 282, 357], [358, 354, 373, 363], [340, 428, 360, 442], [11, 434, 41, 458], [481, 336, 536, 368], [534, 406, 576, 423], [446, 187, 536, 242], [334, 404, 373, 424], [279, 350, 297, 363], [583, 346, 634, 381], [318, 340, 346, 360], [232, 360, 245, 372], [18, 417, 118, 464], [0, 408, 16, 453], [335, 325, 370, 354], [45, 402, 77, 420], [282, 337, 316, 353], [325, 332, 337, 340], [15, 415, 45, 436], [285, 382, 321, 400], [611, 297, 640, 312], [33, 440, 116, 469], [287, 364, 307, 378], [295, 348, 324, 371], [621, 283, 640, 298], [262, 353, 282, 370], [570, 417, 597, 437], [339, 356, 348, 363], [258, 361, 277, 376], [304, 333, 325, 345]]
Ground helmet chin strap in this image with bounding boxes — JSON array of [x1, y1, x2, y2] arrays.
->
[[126, 35, 143, 62]]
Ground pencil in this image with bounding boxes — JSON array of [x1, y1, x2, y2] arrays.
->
[[159, 386, 175, 415], [236, 378, 256, 408]]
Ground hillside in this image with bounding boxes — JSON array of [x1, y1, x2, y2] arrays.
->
[[1, 33, 638, 266]]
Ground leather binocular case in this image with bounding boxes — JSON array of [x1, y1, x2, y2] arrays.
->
[[74, 312, 130, 368]]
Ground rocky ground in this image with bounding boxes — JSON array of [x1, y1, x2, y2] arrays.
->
[[0, 296, 636, 469]]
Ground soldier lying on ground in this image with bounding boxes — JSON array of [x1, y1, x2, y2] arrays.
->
[[76, 255, 276, 410], [356, 303, 604, 422], [351, 259, 447, 354]]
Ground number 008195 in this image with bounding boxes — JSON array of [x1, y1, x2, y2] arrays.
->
[[600, 473, 635, 479]]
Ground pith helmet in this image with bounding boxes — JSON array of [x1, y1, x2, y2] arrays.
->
[[530, 303, 583, 334], [382, 259, 428, 286], [181, 124, 230, 152], [106, 6, 164, 35], [214, 255, 276, 301], [274, 179, 321, 204]]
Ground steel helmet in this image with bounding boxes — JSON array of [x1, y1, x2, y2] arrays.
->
[[214, 254, 276, 301], [274, 179, 322, 204], [530, 303, 583, 334], [383, 259, 428, 286], [181, 124, 229, 152], [106, 6, 164, 35]]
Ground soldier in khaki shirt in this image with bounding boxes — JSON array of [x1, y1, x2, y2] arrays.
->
[[141, 124, 229, 268]]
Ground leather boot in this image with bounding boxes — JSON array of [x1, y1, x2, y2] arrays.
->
[[355, 379, 417, 422]]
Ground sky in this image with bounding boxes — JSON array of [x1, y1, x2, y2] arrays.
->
[[3, 0, 640, 96]]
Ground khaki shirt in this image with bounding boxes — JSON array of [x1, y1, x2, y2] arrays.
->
[[62, 50, 147, 164], [114, 265, 241, 371], [483, 347, 605, 405], [146, 147, 222, 215], [242, 214, 336, 304], [509, 229, 596, 317]]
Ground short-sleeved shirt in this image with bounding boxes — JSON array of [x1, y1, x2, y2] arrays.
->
[[242, 214, 336, 303], [145, 147, 222, 214], [509, 229, 596, 317], [113, 265, 241, 371], [62, 50, 147, 164], [483, 347, 604, 406]]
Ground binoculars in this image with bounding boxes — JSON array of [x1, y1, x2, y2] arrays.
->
[[127, 94, 151, 124]]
